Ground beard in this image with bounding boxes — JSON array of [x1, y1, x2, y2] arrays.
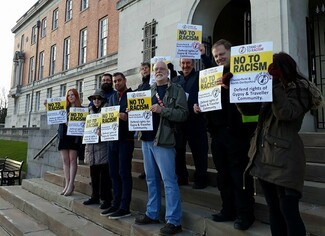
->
[[155, 75, 166, 81], [101, 83, 113, 92]]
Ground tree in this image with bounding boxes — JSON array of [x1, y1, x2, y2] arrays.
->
[[0, 87, 8, 124]]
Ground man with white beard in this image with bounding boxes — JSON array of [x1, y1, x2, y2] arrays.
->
[[134, 61, 189, 235]]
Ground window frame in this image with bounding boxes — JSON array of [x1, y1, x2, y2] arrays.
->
[[41, 17, 47, 38], [28, 57, 34, 84], [98, 17, 108, 58], [50, 45, 56, 76], [79, 28, 87, 65], [142, 19, 158, 63], [65, 0, 72, 22], [63, 37, 70, 70], [52, 8, 59, 30]]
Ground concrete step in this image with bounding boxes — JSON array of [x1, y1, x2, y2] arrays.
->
[[0, 226, 12, 236], [20, 178, 206, 236], [21, 177, 272, 236], [0, 196, 57, 236], [300, 132, 325, 147], [42, 169, 325, 235], [0, 185, 118, 236]]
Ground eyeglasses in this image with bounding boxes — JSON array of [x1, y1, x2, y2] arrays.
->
[[93, 97, 102, 100]]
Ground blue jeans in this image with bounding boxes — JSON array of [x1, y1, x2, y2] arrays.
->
[[142, 141, 182, 226], [108, 139, 134, 211]]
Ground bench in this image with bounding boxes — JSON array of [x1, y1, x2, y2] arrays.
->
[[0, 158, 24, 186]]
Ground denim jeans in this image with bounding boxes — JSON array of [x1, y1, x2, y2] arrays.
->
[[142, 141, 182, 226], [108, 139, 134, 211]]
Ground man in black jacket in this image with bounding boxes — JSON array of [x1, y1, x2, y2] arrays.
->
[[196, 39, 255, 230], [172, 58, 209, 189]]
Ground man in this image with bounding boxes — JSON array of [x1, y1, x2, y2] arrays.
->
[[136, 62, 151, 91], [134, 61, 188, 235], [195, 39, 255, 230], [100, 72, 134, 219], [136, 62, 151, 180], [172, 58, 209, 189]]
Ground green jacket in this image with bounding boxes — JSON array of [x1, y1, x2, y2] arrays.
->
[[243, 81, 311, 194], [151, 81, 189, 147]]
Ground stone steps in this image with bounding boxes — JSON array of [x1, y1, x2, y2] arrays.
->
[[30, 172, 272, 236], [0, 196, 56, 236], [0, 185, 117, 236]]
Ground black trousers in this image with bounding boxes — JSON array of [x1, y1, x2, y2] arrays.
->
[[175, 118, 208, 185], [210, 126, 255, 218], [90, 163, 112, 203], [259, 179, 306, 236]]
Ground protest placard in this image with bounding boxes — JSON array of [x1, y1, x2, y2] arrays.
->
[[67, 107, 88, 136], [230, 41, 273, 103], [198, 66, 224, 112], [127, 90, 153, 131], [175, 23, 202, 59], [46, 97, 67, 125], [82, 113, 101, 144], [101, 106, 120, 141], [149, 56, 172, 85]]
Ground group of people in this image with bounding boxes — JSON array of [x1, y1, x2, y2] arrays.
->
[[54, 38, 321, 236]]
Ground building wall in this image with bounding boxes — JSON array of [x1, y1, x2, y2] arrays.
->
[[6, 0, 119, 128]]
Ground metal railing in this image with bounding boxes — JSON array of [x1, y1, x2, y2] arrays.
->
[[33, 134, 58, 160]]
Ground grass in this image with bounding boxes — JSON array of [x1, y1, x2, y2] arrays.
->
[[0, 139, 28, 172]]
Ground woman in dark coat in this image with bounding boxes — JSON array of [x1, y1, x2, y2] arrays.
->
[[240, 52, 322, 236]]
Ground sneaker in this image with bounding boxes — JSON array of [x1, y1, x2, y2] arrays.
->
[[160, 223, 182, 235], [135, 214, 159, 225], [83, 198, 100, 205], [108, 209, 131, 220], [234, 216, 255, 230], [99, 201, 111, 210], [100, 206, 118, 216]]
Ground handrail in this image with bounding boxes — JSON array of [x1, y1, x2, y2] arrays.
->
[[33, 134, 58, 159]]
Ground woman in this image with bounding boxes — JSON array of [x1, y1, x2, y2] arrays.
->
[[83, 89, 112, 210], [240, 52, 322, 235], [58, 88, 83, 196]]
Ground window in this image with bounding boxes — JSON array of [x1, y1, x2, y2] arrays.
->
[[52, 8, 59, 30], [41, 17, 46, 37], [31, 25, 37, 44], [60, 84, 67, 97], [47, 88, 52, 98], [20, 34, 24, 51], [95, 76, 101, 89], [63, 37, 70, 70], [28, 57, 34, 84], [79, 28, 87, 65], [76, 80, 83, 102], [38, 51, 44, 80], [35, 91, 40, 111], [14, 98, 19, 115], [98, 17, 108, 58], [50, 45, 56, 75], [81, 0, 88, 11], [142, 19, 158, 62], [65, 0, 72, 22], [25, 94, 31, 113]]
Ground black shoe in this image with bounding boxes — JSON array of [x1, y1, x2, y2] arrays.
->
[[234, 216, 255, 230], [160, 223, 182, 235], [138, 172, 146, 179], [135, 214, 159, 225], [192, 182, 207, 189], [83, 198, 100, 205], [212, 212, 236, 222], [99, 201, 111, 210], [100, 206, 118, 216], [108, 208, 131, 219]]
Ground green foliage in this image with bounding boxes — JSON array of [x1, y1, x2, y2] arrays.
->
[[0, 139, 27, 172]]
